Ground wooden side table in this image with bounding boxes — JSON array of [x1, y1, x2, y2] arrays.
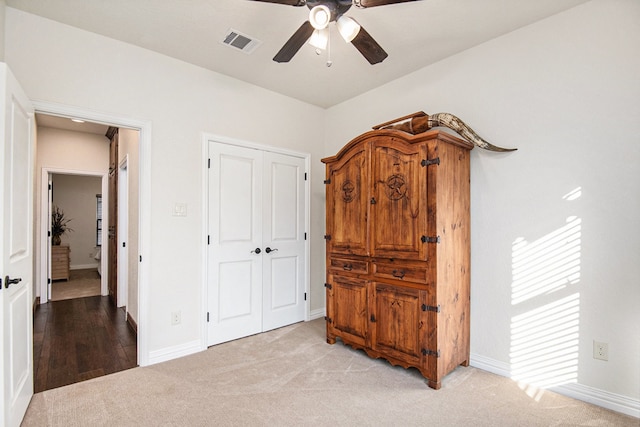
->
[[51, 245, 70, 281]]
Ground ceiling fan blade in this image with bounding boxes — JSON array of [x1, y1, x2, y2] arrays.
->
[[273, 21, 315, 63], [248, 0, 306, 6], [350, 26, 388, 64], [356, 0, 418, 7]]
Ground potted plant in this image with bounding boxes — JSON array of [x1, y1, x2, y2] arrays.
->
[[51, 205, 73, 245]]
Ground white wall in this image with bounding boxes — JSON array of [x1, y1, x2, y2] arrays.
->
[[0, 1, 5, 61], [5, 7, 325, 358], [51, 173, 102, 269], [325, 0, 639, 412]]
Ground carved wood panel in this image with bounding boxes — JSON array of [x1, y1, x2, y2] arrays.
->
[[325, 145, 369, 256], [370, 138, 428, 260]]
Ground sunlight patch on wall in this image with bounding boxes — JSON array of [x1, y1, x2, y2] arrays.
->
[[511, 293, 580, 397], [510, 187, 582, 400], [511, 216, 581, 305]]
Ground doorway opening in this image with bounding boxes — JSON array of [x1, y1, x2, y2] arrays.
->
[[33, 111, 143, 391]]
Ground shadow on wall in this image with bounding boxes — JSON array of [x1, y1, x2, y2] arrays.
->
[[510, 187, 582, 400]]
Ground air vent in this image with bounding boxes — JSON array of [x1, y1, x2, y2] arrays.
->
[[221, 29, 262, 54]]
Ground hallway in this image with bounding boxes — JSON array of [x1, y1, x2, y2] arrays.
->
[[33, 296, 137, 393]]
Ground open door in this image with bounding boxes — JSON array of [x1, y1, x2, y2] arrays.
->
[[0, 64, 35, 427], [107, 128, 118, 305], [47, 175, 53, 300], [117, 158, 128, 309]]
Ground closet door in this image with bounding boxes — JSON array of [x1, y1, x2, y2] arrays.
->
[[207, 142, 307, 346], [262, 152, 306, 332], [208, 143, 263, 346]]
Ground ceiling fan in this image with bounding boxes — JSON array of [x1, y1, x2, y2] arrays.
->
[[249, 0, 418, 64]]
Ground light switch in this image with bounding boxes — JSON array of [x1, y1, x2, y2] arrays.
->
[[173, 203, 187, 217]]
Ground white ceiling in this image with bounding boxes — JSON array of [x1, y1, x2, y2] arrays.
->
[[35, 113, 110, 136], [7, 0, 589, 108]]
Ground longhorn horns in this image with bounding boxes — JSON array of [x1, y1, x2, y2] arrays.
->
[[375, 111, 517, 152]]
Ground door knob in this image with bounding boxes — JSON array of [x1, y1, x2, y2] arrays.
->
[[4, 276, 22, 289], [251, 248, 261, 254], [265, 247, 278, 254]]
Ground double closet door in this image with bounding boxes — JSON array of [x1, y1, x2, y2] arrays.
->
[[207, 141, 307, 346]]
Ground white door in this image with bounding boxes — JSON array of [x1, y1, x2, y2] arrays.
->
[[118, 160, 128, 309], [47, 175, 53, 300], [207, 142, 306, 346], [262, 152, 306, 332], [208, 143, 263, 345], [0, 64, 35, 427]]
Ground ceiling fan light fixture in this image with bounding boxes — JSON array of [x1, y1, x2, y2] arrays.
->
[[308, 28, 329, 50], [309, 5, 331, 29], [337, 15, 361, 42]]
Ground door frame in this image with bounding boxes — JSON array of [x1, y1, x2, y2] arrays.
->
[[201, 133, 311, 348], [39, 169, 108, 301], [33, 101, 152, 366]]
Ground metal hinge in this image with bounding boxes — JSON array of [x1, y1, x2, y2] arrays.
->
[[421, 235, 440, 244], [207, 235, 210, 245], [324, 179, 331, 184], [207, 312, 210, 322], [422, 304, 441, 313], [208, 158, 211, 168], [304, 292, 307, 301], [304, 232, 307, 240], [324, 283, 332, 290], [324, 235, 331, 240], [370, 314, 376, 323], [324, 316, 332, 323], [421, 158, 440, 167], [304, 173, 308, 181], [422, 348, 441, 358]]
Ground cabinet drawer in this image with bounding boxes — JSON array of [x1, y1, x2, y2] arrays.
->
[[329, 257, 368, 275], [373, 261, 429, 284]]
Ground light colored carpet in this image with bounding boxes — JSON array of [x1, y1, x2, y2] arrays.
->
[[22, 319, 637, 426], [50, 268, 101, 301]]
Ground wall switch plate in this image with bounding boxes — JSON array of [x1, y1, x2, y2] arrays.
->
[[173, 203, 187, 217], [593, 340, 608, 361]]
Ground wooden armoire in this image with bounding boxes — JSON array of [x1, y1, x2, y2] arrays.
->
[[322, 128, 473, 389]]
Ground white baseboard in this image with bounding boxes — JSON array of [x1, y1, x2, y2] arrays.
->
[[147, 340, 202, 366], [309, 307, 326, 321], [70, 263, 99, 270], [470, 353, 639, 419]]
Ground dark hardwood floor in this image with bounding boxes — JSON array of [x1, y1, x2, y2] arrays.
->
[[33, 296, 137, 393]]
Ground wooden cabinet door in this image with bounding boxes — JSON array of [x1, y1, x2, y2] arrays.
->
[[107, 131, 118, 305], [370, 138, 428, 260], [370, 283, 428, 368], [327, 273, 368, 346], [325, 145, 369, 256]]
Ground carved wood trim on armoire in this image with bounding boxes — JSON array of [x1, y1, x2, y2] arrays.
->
[[322, 129, 472, 389]]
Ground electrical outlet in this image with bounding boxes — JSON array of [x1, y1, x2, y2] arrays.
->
[[593, 340, 608, 361], [171, 311, 181, 326]]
